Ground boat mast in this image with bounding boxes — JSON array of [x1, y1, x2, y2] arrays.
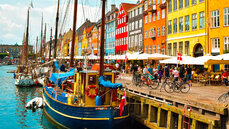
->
[[99, 0, 106, 76], [49, 28, 52, 61], [36, 36, 38, 62], [69, 0, 78, 68], [43, 23, 46, 62], [25, 8, 29, 65], [40, 14, 43, 59], [54, 0, 60, 59], [21, 32, 25, 65]]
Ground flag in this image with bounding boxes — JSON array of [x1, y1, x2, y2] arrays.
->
[[42, 39, 44, 44], [177, 53, 182, 61], [119, 91, 126, 116], [125, 55, 128, 62], [30, 1, 34, 8]]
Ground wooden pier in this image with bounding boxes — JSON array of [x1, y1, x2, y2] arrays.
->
[[117, 75, 229, 129]]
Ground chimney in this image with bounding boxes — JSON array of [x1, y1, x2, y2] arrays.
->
[[111, 4, 116, 11]]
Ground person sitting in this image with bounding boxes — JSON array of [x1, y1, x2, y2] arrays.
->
[[222, 70, 229, 86]]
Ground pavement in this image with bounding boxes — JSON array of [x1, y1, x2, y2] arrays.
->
[[117, 73, 229, 107]]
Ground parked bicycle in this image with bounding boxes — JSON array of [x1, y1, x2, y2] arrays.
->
[[160, 77, 173, 93], [218, 90, 229, 103], [164, 79, 190, 93]]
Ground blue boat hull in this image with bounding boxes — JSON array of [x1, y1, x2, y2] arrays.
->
[[43, 86, 129, 129]]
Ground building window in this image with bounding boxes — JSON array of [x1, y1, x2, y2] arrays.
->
[[145, 46, 148, 53], [185, 0, 189, 7], [224, 7, 229, 26], [211, 38, 220, 53], [129, 24, 131, 31], [173, 42, 177, 56], [132, 22, 134, 30], [153, 0, 156, 4], [145, 31, 147, 39], [173, 0, 177, 11], [192, 0, 197, 5], [149, 45, 152, 54], [168, 43, 172, 56], [152, 28, 156, 37], [225, 37, 229, 51], [185, 41, 189, 55], [173, 18, 177, 33], [145, 1, 148, 11], [168, 0, 172, 13], [199, 11, 205, 29], [136, 21, 138, 29], [199, 0, 204, 3], [162, 9, 165, 19], [132, 11, 134, 18], [139, 7, 143, 14], [179, 42, 183, 55], [135, 35, 138, 47], [153, 45, 156, 53], [135, 8, 138, 16], [157, 45, 160, 53], [157, 11, 160, 20], [192, 13, 197, 30], [153, 13, 156, 21], [225, 65, 229, 71], [139, 34, 143, 46], [157, 27, 160, 37], [179, 0, 183, 9], [157, 0, 160, 4], [129, 12, 132, 18], [185, 15, 190, 31], [179, 17, 183, 32], [211, 10, 220, 28], [162, 26, 165, 36], [168, 20, 172, 34], [145, 15, 148, 24], [149, 14, 152, 23], [139, 19, 142, 28]]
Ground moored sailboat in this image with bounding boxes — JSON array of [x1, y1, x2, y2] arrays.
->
[[42, 0, 129, 128]]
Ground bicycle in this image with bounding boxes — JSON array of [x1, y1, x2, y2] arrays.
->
[[137, 74, 160, 89], [161, 77, 174, 93], [218, 90, 229, 103], [170, 80, 191, 93], [132, 73, 140, 86]]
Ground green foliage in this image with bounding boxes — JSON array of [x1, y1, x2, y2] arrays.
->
[[0, 53, 9, 56]]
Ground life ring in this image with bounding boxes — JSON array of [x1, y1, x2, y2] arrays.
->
[[86, 85, 98, 99]]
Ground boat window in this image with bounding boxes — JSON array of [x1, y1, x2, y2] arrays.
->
[[88, 75, 96, 85]]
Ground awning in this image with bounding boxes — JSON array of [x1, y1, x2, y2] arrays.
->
[[50, 69, 75, 85]]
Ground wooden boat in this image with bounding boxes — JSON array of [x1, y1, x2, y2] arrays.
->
[[43, 70, 128, 129]]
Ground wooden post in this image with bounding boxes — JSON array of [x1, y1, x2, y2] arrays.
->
[[157, 108, 162, 127], [167, 111, 172, 129], [178, 114, 183, 129]]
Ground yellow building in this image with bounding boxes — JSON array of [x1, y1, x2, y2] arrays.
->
[[81, 28, 88, 55], [208, 0, 229, 71], [62, 29, 73, 57], [166, 0, 208, 57], [74, 34, 78, 56]]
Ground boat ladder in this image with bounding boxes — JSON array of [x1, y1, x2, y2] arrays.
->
[[183, 105, 192, 129]]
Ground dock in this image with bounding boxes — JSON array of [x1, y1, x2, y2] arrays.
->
[[117, 74, 229, 129]]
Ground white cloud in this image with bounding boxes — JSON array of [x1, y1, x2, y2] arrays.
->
[[2, 33, 16, 39]]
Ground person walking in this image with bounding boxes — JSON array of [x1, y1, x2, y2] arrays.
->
[[173, 67, 179, 82], [164, 64, 170, 79], [179, 65, 185, 82], [186, 64, 192, 84]]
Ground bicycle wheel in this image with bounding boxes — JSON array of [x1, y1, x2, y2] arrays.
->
[[180, 82, 190, 93], [164, 82, 174, 93], [150, 79, 160, 89], [174, 83, 181, 93]]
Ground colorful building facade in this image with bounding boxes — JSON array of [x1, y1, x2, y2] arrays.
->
[[144, 0, 166, 54], [105, 5, 118, 56], [128, 1, 144, 53], [166, 0, 207, 57], [91, 26, 99, 55], [115, 3, 136, 54]]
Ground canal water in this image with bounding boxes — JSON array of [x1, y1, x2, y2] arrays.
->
[[0, 66, 148, 129]]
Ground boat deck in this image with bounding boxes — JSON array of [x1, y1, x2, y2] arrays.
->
[[117, 74, 229, 115]]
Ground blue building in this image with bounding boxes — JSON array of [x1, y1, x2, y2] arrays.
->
[[105, 5, 118, 56]]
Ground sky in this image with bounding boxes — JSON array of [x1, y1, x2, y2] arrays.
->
[[0, 0, 138, 50]]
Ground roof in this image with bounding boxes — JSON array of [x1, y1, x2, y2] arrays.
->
[[86, 25, 94, 33], [127, 0, 143, 12], [121, 3, 137, 15]]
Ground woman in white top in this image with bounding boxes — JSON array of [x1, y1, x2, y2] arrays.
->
[[173, 67, 179, 82]]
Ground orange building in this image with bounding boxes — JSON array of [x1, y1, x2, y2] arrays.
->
[[91, 26, 99, 55], [143, 0, 166, 54]]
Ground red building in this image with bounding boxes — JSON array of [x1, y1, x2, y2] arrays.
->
[[115, 3, 136, 54]]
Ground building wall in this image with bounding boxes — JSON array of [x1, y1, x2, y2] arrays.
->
[[128, 3, 144, 53], [115, 5, 128, 54], [208, 0, 229, 55], [92, 26, 99, 55], [106, 20, 116, 55], [166, 0, 207, 57], [82, 29, 88, 55], [0, 44, 33, 58], [144, 0, 166, 54]]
